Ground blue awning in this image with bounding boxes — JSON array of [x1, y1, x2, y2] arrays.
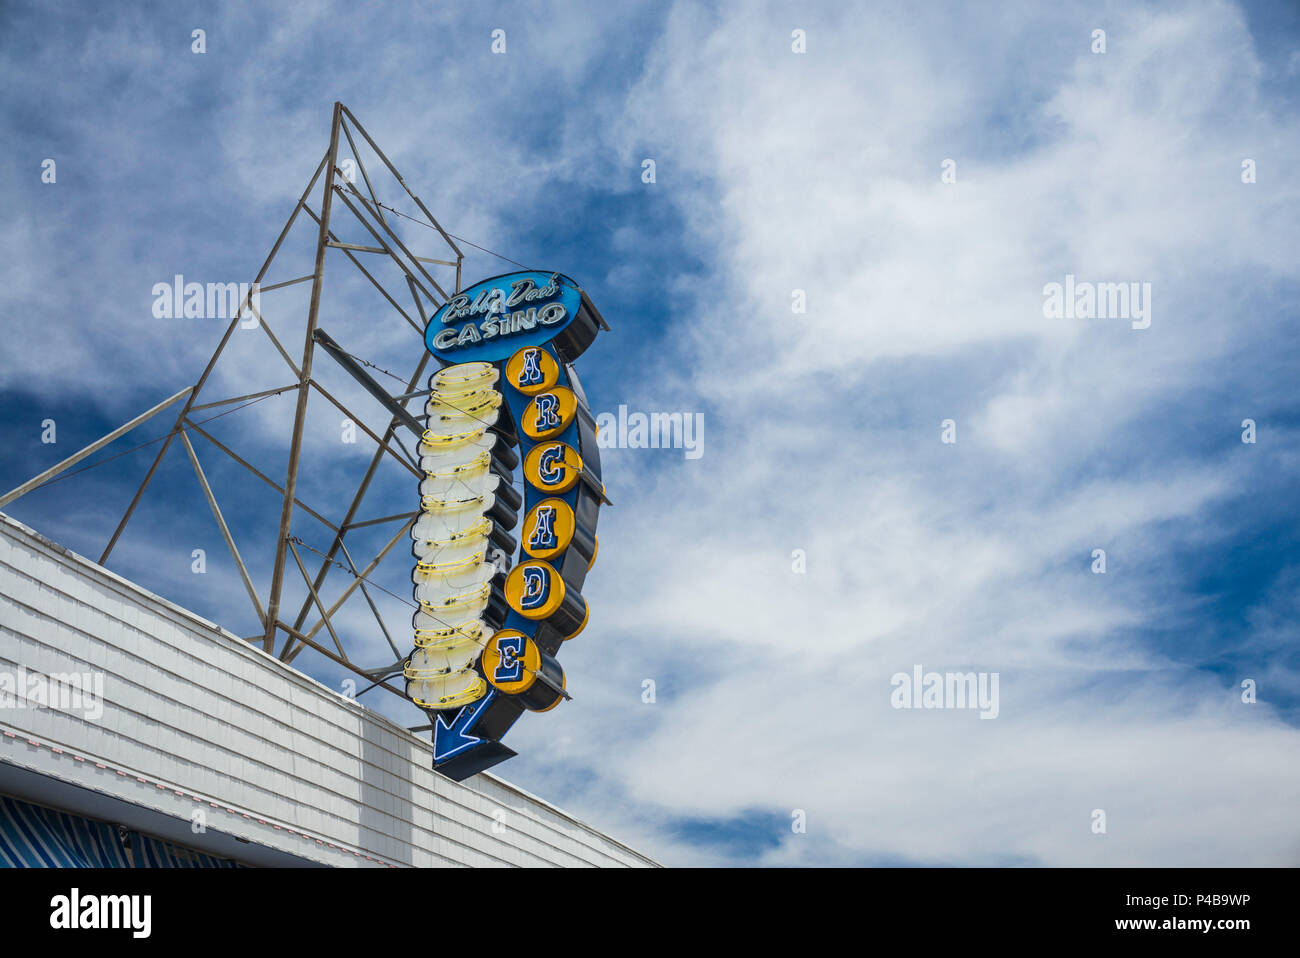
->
[[129, 831, 240, 868], [0, 794, 242, 868], [0, 793, 130, 867]]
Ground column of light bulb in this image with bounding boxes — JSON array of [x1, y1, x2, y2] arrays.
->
[[405, 362, 506, 711]]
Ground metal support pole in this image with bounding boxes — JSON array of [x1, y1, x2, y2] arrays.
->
[[312, 328, 424, 437], [274, 619, 407, 700], [300, 204, 423, 333], [0, 387, 193, 511], [284, 516, 413, 660], [307, 379, 421, 475], [179, 431, 267, 628], [338, 539, 402, 660], [262, 102, 344, 651], [184, 420, 339, 533], [288, 538, 347, 660]]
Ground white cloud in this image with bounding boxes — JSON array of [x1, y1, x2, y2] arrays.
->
[[525, 0, 1300, 864]]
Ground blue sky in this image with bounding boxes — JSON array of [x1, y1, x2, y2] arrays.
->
[[2, 0, 1299, 866]]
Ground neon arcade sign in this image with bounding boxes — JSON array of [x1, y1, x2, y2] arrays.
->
[[405, 270, 609, 781]]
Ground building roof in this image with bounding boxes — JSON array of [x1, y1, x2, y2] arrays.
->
[[0, 511, 656, 867]]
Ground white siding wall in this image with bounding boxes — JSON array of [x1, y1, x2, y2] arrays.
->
[[0, 513, 655, 867]]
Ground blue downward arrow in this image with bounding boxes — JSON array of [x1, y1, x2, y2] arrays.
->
[[433, 690, 496, 763]]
